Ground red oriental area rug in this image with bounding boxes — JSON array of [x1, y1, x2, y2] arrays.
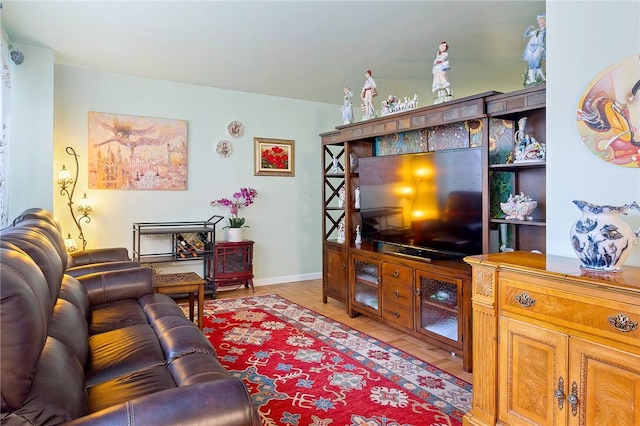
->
[[198, 294, 472, 426]]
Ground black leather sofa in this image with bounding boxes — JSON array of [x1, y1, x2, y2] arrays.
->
[[1, 209, 259, 425]]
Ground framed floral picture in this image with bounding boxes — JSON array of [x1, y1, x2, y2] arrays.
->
[[254, 137, 295, 177]]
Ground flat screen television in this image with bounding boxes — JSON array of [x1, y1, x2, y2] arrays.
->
[[358, 147, 483, 259]]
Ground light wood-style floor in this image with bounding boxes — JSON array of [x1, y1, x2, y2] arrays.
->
[[213, 279, 472, 383]]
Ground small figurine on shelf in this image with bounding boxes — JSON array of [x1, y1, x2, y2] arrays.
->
[[432, 41, 453, 105], [337, 218, 346, 243], [338, 186, 346, 208], [522, 13, 546, 87], [360, 70, 377, 120], [341, 86, 354, 125], [355, 224, 362, 245], [331, 155, 339, 174], [354, 186, 361, 209], [350, 153, 358, 172], [514, 117, 546, 162]]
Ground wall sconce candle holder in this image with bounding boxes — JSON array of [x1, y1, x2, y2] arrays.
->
[[58, 146, 92, 251]]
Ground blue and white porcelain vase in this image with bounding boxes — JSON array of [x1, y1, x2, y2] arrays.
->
[[570, 200, 640, 273]]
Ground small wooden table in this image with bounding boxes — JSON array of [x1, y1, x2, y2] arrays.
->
[[154, 272, 205, 330]]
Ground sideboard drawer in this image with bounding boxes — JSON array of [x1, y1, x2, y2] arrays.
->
[[382, 301, 414, 329], [499, 275, 640, 345], [382, 281, 413, 308], [382, 262, 413, 286]]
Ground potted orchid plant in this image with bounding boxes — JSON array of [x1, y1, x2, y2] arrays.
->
[[210, 187, 258, 241]]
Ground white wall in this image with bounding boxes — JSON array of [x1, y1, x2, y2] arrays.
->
[[53, 65, 338, 283], [546, 1, 640, 267], [7, 43, 54, 218]]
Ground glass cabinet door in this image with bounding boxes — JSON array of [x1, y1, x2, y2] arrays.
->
[[415, 270, 463, 349], [350, 255, 381, 316]]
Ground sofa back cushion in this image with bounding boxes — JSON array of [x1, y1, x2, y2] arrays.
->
[[0, 244, 51, 411]]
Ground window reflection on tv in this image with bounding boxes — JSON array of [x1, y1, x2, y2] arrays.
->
[[359, 148, 482, 258]]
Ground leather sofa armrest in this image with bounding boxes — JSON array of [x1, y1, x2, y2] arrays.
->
[[76, 267, 154, 306], [62, 380, 260, 426], [66, 261, 140, 278], [69, 248, 130, 267]]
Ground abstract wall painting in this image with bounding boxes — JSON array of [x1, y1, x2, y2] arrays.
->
[[88, 112, 188, 190], [576, 54, 640, 168]]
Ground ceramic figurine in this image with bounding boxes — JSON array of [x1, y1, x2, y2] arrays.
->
[[355, 224, 362, 245], [354, 186, 360, 209], [331, 155, 339, 173], [350, 153, 358, 172], [341, 87, 354, 124], [360, 70, 377, 120], [337, 218, 346, 243], [432, 41, 453, 104], [338, 186, 346, 208], [522, 13, 546, 87], [570, 200, 640, 272], [514, 117, 546, 162]]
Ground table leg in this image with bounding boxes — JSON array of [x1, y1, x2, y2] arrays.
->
[[197, 283, 204, 331], [188, 292, 195, 322]]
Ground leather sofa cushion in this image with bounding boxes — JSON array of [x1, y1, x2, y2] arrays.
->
[[49, 298, 89, 366], [87, 365, 176, 413], [0, 245, 51, 411], [89, 299, 150, 335], [86, 324, 166, 387]]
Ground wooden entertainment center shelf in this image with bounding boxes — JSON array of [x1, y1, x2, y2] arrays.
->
[[320, 87, 546, 373]]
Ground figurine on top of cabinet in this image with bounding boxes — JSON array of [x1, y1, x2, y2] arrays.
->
[[360, 70, 378, 120], [341, 86, 354, 125], [432, 41, 453, 105], [522, 13, 546, 87]]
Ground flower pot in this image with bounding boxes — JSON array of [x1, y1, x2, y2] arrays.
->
[[227, 228, 243, 242]]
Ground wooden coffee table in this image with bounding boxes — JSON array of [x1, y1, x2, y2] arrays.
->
[[154, 272, 205, 330]]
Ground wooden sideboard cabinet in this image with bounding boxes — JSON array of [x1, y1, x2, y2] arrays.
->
[[348, 244, 473, 372], [463, 251, 640, 426]]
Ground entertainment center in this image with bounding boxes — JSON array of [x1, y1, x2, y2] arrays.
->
[[321, 86, 546, 372]]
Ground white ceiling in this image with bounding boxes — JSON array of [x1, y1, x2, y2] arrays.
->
[[2, 1, 546, 105]]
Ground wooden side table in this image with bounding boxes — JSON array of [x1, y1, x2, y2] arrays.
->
[[154, 272, 205, 330], [214, 240, 254, 292]]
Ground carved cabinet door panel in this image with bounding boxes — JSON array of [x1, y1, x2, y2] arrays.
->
[[568, 337, 640, 426], [499, 316, 569, 426]]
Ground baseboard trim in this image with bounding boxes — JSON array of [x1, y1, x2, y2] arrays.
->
[[254, 272, 321, 286]]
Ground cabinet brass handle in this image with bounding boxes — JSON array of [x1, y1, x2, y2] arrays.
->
[[568, 381, 578, 417], [392, 269, 400, 278], [608, 313, 638, 332], [341, 262, 346, 269], [515, 292, 536, 308], [415, 288, 421, 297], [394, 311, 400, 318], [394, 290, 400, 298], [554, 377, 565, 410]]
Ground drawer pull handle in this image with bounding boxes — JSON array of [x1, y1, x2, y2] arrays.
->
[[555, 377, 565, 410], [394, 311, 400, 319], [392, 269, 400, 278], [394, 290, 400, 298], [515, 292, 536, 308], [568, 381, 579, 417], [608, 313, 638, 332]]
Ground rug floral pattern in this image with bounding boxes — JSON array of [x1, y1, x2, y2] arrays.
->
[[197, 294, 471, 426]]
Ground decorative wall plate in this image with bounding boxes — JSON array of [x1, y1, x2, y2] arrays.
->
[[576, 54, 640, 168], [227, 121, 244, 138], [216, 140, 232, 158]]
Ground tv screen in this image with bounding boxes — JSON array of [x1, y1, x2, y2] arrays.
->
[[358, 148, 483, 258]]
